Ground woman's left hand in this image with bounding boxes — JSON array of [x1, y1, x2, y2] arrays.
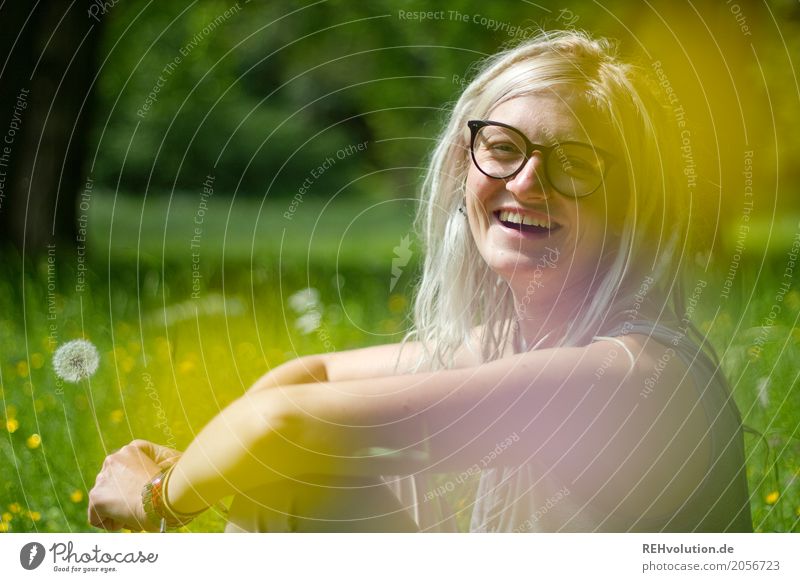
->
[[88, 440, 163, 531]]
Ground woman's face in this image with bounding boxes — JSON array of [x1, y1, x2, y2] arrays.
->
[[465, 91, 624, 311]]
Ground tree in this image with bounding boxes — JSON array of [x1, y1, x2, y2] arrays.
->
[[0, 1, 103, 255]]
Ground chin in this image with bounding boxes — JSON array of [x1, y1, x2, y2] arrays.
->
[[489, 259, 562, 294]]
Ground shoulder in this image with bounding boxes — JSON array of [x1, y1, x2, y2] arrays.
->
[[547, 332, 714, 522]]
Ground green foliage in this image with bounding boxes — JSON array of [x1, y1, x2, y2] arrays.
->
[[90, 1, 623, 196]]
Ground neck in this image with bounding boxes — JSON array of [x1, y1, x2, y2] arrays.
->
[[512, 290, 582, 352], [508, 259, 614, 351]]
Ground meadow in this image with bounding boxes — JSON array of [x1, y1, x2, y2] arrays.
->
[[1, 192, 798, 533]]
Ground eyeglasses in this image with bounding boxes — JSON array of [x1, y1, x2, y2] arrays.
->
[[467, 120, 614, 198]]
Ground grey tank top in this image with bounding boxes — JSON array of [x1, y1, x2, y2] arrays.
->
[[382, 321, 753, 531], [466, 321, 753, 532]]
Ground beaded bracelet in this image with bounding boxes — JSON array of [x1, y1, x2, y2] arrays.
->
[[142, 465, 204, 532]]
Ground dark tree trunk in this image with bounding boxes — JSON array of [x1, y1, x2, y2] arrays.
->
[[0, 1, 103, 255]]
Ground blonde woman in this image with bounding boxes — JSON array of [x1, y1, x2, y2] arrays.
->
[[88, 30, 752, 532]]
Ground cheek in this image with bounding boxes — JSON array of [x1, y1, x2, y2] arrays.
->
[[577, 195, 612, 234], [465, 166, 496, 205], [568, 201, 614, 260], [467, 174, 506, 234]]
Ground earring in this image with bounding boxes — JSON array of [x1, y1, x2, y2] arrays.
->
[[457, 201, 466, 216]]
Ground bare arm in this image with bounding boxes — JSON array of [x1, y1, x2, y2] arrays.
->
[[164, 334, 709, 518], [88, 333, 710, 529], [246, 329, 482, 392]]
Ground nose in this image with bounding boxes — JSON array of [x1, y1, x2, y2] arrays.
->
[[504, 152, 550, 201]]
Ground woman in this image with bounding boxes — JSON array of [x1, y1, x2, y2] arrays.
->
[[88, 29, 753, 532]]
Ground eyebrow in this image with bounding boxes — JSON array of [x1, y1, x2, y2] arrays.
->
[[524, 128, 603, 149], [486, 120, 600, 147]]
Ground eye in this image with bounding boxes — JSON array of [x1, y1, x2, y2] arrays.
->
[[556, 145, 604, 177], [484, 140, 523, 156], [475, 125, 526, 158], [563, 156, 595, 173]]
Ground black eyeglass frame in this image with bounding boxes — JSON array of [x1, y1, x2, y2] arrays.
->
[[467, 119, 615, 198]]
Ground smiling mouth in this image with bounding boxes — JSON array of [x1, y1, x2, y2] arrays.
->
[[494, 210, 562, 235]]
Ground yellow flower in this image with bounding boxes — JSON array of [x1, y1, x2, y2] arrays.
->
[[70, 490, 84, 503], [8, 503, 21, 513], [388, 294, 407, 314], [785, 290, 800, 311], [109, 409, 124, 424], [155, 337, 171, 359], [0, 523, 8, 532], [30, 353, 45, 369], [26, 434, 41, 449], [2, 512, 11, 522], [765, 491, 779, 505], [5, 418, 19, 433], [121, 357, 135, 373], [178, 360, 195, 374], [27, 511, 41, 521], [16, 361, 29, 378]]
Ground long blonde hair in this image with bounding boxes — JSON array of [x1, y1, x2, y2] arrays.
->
[[403, 29, 688, 372]]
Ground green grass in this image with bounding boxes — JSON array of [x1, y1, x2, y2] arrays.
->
[[88, 189, 419, 266], [0, 192, 798, 532]]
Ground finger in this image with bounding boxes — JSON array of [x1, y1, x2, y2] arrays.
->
[[88, 501, 103, 528], [89, 507, 113, 530], [117, 444, 162, 474], [130, 440, 179, 466], [158, 453, 182, 468], [128, 439, 158, 458], [99, 517, 122, 531], [139, 442, 183, 466], [151, 445, 182, 465]]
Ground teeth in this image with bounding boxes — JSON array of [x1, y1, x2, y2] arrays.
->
[[498, 210, 551, 229]]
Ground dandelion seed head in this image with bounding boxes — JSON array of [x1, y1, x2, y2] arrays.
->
[[288, 288, 320, 313], [53, 339, 100, 383], [295, 311, 322, 335]]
